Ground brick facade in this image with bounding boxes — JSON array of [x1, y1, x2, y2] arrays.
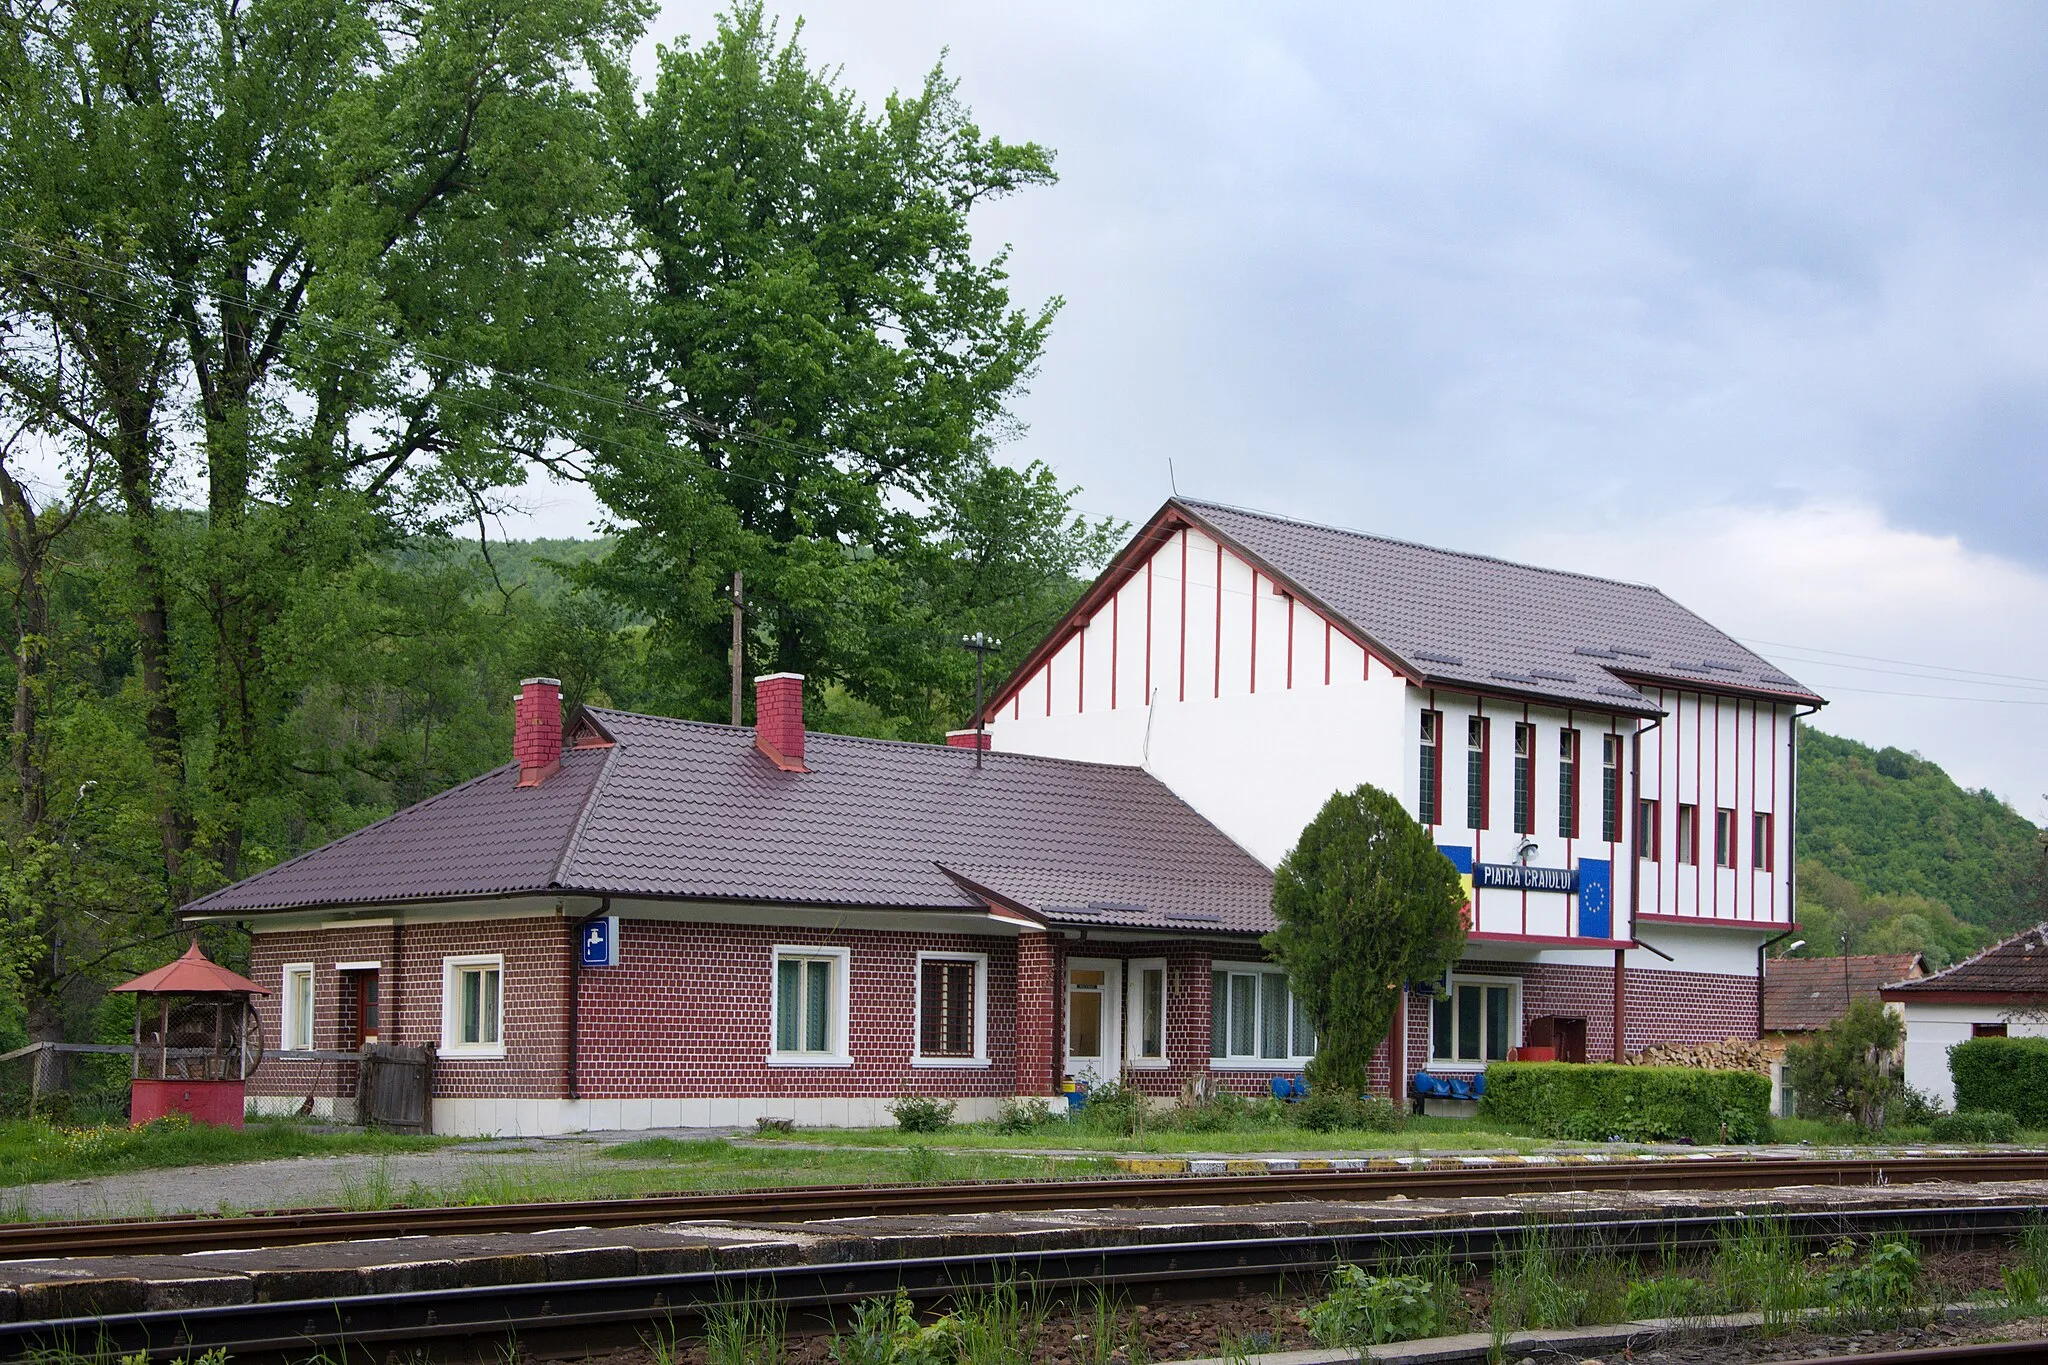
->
[[244, 914, 1761, 1133]]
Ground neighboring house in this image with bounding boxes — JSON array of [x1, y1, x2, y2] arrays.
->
[[987, 499, 1821, 1082], [1761, 953, 1926, 1056], [1882, 926, 2048, 1108], [181, 497, 1825, 1136]]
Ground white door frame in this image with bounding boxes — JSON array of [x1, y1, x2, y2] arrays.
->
[[1063, 957, 1123, 1082]]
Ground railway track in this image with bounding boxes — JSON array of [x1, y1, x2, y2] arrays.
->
[[6, 1199, 2045, 1362], [9, 1150, 2048, 1260], [1788, 1345, 2048, 1364]]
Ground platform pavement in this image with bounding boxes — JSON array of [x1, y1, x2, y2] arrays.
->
[[1, 1176, 2045, 1323]]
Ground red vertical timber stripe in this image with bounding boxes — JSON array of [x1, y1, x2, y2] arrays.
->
[[1077, 622, 1085, 714], [1249, 568, 1259, 694], [1144, 557, 1153, 705], [1213, 541, 1223, 700], [1285, 596, 1294, 689], [1109, 590, 1118, 711], [1178, 530, 1188, 704], [1324, 620, 1331, 685]]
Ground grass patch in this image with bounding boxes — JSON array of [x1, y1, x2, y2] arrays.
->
[[0, 1115, 448, 1189], [383, 1140, 1115, 1208], [741, 1115, 1553, 1155]]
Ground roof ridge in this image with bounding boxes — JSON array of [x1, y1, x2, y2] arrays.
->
[[181, 759, 523, 910], [589, 706, 1162, 775], [551, 739, 624, 890], [1180, 497, 1666, 594], [1899, 921, 2048, 986]]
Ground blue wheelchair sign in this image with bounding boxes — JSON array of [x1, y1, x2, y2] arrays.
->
[[580, 915, 620, 967]]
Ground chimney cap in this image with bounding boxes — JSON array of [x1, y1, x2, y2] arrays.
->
[[521, 676, 563, 687], [753, 671, 805, 683]]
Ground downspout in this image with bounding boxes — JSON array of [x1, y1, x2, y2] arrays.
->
[[1765, 703, 1823, 1043], [1757, 926, 1799, 1037], [567, 898, 611, 1102], [1618, 712, 1664, 1061]]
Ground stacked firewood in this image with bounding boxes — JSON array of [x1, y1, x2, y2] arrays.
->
[[1625, 1037, 1774, 1074]]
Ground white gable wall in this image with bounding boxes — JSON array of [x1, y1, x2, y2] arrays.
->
[[990, 525, 1406, 867], [991, 521, 1796, 992]]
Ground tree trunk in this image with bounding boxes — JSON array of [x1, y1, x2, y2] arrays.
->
[[109, 413, 192, 895], [24, 989, 65, 1103]]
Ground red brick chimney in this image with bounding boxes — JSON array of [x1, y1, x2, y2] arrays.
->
[[514, 677, 562, 787], [754, 673, 807, 772], [945, 730, 991, 749]]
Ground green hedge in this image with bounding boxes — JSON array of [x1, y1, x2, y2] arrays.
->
[[1478, 1062, 1771, 1142], [1927, 1110, 2018, 1143], [1949, 1036, 2048, 1127]]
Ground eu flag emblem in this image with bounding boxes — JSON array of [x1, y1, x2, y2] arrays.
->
[[1577, 859, 1612, 940]]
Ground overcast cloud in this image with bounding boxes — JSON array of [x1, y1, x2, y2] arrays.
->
[[513, 2, 2048, 816]]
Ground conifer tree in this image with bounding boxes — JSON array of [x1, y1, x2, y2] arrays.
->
[[1267, 785, 1468, 1098]]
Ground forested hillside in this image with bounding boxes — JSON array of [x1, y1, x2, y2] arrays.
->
[[1792, 728, 2044, 967]]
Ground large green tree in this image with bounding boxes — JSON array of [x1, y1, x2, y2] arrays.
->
[[1267, 785, 1468, 1098], [0, 0, 649, 892], [597, 3, 1114, 732]]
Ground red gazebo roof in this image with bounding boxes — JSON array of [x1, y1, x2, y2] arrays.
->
[[111, 940, 268, 996]]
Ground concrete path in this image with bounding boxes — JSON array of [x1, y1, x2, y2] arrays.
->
[[5, 1128, 753, 1221]]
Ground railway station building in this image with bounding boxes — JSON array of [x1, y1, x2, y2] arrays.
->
[[183, 498, 1822, 1135]]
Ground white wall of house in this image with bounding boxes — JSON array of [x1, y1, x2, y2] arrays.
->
[[1899, 1002, 2048, 1108], [989, 520, 1798, 982]]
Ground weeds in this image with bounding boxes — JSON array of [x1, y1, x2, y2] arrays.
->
[[335, 1158, 395, 1210], [701, 1284, 786, 1365], [1710, 1214, 1812, 1325], [1822, 1235, 1924, 1328]]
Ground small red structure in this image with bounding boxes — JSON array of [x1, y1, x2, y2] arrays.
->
[[111, 941, 267, 1128]]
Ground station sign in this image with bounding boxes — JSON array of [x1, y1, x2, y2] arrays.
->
[[1475, 862, 1579, 894]]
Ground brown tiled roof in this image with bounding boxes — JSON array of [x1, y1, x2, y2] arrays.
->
[[182, 711, 1276, 934], [1762, 954, 1925, 1032], [1884, 924, 2048, 999], [1176, 500, 1823, 714]]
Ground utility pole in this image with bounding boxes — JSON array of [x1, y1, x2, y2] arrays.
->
[[1841, 930, 1851, 1011], [960, 633, 1000, 769], [730, 571, 744, 727]]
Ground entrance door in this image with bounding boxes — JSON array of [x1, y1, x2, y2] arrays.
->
[[350, 973, 380, 1048], [1064, 959, 1122, 1081]]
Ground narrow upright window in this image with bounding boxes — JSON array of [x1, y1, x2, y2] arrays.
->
[[1418, 711, 1442, 825], [1557, 729, 1580, 839], [1752, 812, 1775, 872], [1135, 965, 1166, 1061], [1714, 808, 1736, 868], [1636, 798, 1661, 860], [1512, 723, 1534, 834], [282, 965, 314, 1052], [442, 957, 503, 1051], [1676, 803, 1700, 866], [1467, 716, 1490, 830], [1601, 734, 1622, 843]]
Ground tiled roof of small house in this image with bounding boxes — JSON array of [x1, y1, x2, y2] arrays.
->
[[1762, 954, 1925, 1032], [1174, 500, 1822, 714], [181, 710, 1276, 934], [1884, 924, 2048, 999]]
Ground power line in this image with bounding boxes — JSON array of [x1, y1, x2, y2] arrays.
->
[[1737, 636, 2048, 689]]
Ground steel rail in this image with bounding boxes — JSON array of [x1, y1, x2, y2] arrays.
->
[[4, 1200, 2041, 1362], [1785, 1344, 2048, 1364], [6, 1151, 2047, 1261]]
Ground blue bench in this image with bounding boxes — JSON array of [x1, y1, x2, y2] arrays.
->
[[1410, 1070, 1486, 1102], [1268, 1074, 1308, 1102]]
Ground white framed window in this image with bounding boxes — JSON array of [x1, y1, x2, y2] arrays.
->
[[441, 954, 504, 1057], [281, 963, 315, 1052], [914, 951, 987, 1066], [1127, 958, 1168, 1067], [1209, 966, 1314, 1067], [1429, 975, 1520, 1065], [770, 944, 852, 1066]]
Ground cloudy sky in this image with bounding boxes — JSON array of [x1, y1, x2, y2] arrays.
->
[[521, 2, 2048, 816]]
